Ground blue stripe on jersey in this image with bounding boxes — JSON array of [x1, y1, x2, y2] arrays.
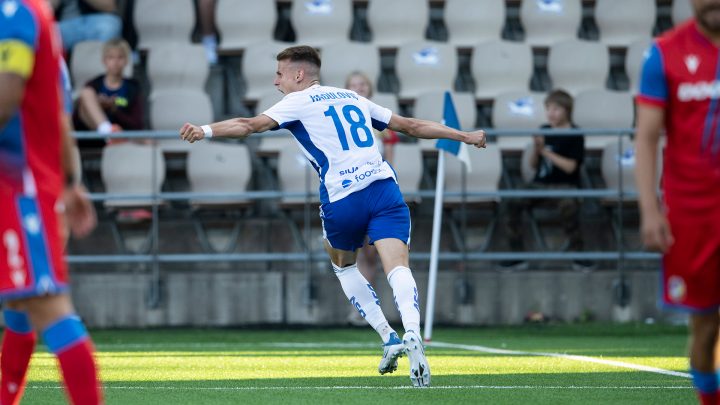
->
[[0, 0, 39, 47], [371, 118, 388, 131], [0, 113, 26, 185], [703, 52, 720, 155], [16, 196, 60, 295], [280, 120, 330, 203], [639, 43, 668, 101]]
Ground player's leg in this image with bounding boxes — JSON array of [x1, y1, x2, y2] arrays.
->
[[324, 242, 403, 374], [367, 179, 429, 387], [0, 302, 37, 405], [21, 294, 103, 405], [347, 240, 379, 326], [689, 312, 719, 405]]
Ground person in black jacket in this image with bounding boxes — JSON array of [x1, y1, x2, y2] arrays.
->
[[500, 89, 593, 271]]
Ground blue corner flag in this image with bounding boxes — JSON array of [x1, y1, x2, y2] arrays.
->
[[435, 91, 471, 172]]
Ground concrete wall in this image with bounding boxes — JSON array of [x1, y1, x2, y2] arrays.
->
[[69, 269, 667, 328]]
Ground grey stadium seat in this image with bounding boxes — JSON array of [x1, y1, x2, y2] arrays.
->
[[445, 0, 505, 47], [520, 0, 581, 47], [319, 41, 380, 89], [413, 90, 477, 131], [595, 0, 655, 47], [396, 41, 457, 99], [472, 40, 533, 100], [150, 89, 214, 154], [147, 43, 208, 95], [548, 39, 609, 95], [217, 0, 277, 51], [573, 89, 634, 150], [133, 0, 194, 50], [101, 143, 166, 208], [291, 0, 353, 47], [367, 0, 429, 48], [625, 38, 652, 94], [391, 143, 423, 204], [672, 0, 694, 26], [242, 41, 288, 100], [492, 91, 547, 151]]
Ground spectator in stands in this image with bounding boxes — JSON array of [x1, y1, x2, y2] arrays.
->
[[50, 0, 122, 52], [344, 71, 400, 325], [500, 89, 593, 271], [73, 38, 144, 145]]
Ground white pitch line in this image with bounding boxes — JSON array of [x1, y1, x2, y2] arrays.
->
[[429, 341, 691, 379], [27, 385, 692, 391]]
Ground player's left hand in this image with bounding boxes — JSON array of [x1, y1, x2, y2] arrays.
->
[[179, 123, 204, 143], [63, 184, 97, 239], [465, 130, 486, 148]]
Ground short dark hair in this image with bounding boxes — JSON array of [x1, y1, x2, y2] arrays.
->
[[544, 89, 573, 117], [276, 45, 321, 69]]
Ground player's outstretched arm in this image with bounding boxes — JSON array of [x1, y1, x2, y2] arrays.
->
[[387, 114, 486, 148], [635, 103, 673, 252], [180, 114, 278, 143]]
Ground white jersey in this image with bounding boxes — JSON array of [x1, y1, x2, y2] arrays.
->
[[263, 84, 396, 203]]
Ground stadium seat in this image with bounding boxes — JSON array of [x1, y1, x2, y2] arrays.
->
[[216, 0, 277, 51], [444, 0, 505, 47], [520, 0, 581, 47], [133, 0, 194, 50], [150, 89, 214, 154], [396, 41, 457, 99], [572, 89, 634, 150], [147, 43, 208, 95], [471, 40, 533, 100], [291, 0, 353, 47], [277, 149, 321, 206], [672, 0, 694, 26], [254, 92, 294, 157], [187, 141, 253, 252], [413, 90, 477, 131], [367, 0, 429, 48], [601, 138, 638, 199], [370, 93, 400, 115], [625, 38, 652, 94], [391, 143, 423, 204], [492, 91, 547, 151], [319, 41, 380, 89], [242, 41, 289, 100], [547, 39, 609, 95], [443, 143, 502, 251], [70, 40, 133, 92], [101, 143, 165, 253], [595, 0, 655, 48]]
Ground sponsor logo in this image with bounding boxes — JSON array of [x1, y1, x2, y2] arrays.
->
[[367, 283, 380, 306], [350, 296, 366, 318], [667, 276, 686, 302], [507, 97, 535, 117], [354, 168, 381, 182], [413, 47, 439, 65], [339, 167, 358, 175], [677, 80, 720, 101], [684, 54, 700, 74], [341, 179, 352, 189]]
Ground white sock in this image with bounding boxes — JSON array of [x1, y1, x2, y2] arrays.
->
[[333, 263, 395, 342], [386, 266, 421, 335]]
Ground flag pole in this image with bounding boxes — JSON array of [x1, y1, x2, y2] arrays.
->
[[424, 150, 446, 342]]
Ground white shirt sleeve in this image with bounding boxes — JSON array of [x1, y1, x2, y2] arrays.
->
[[262, 94, 300, 128], [360, 96, 393, 131]]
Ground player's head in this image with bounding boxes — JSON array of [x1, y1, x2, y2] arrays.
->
[[693, 0, 720, 34], [102, 38, 131, 77], [345, 71, 373, 98], [275, 46, 321, 94], [544, 89, 573, 128]]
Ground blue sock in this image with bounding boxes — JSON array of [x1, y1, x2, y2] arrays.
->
[[41, 315, 88, 354], [3, 310, 33, 334], [691, 368, 718, 394]]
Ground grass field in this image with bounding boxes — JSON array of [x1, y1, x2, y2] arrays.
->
[[20, 323, 694, 404]]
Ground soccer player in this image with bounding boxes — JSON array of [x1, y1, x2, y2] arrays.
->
[[636, 0, 720, 403], [0, 0, 102, 404], [180, 45, 486, 387]]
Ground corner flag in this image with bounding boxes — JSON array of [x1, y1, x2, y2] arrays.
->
[[435, 91, 471, 172]]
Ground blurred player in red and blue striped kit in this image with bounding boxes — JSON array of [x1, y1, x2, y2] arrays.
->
[[636, 0, 720, 403], [0, 0, 102, 403]]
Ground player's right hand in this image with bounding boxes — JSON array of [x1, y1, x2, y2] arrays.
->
[[466, 130, 486, 148], [640, 209, 674, 253], [179, 123, 204, 143]]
